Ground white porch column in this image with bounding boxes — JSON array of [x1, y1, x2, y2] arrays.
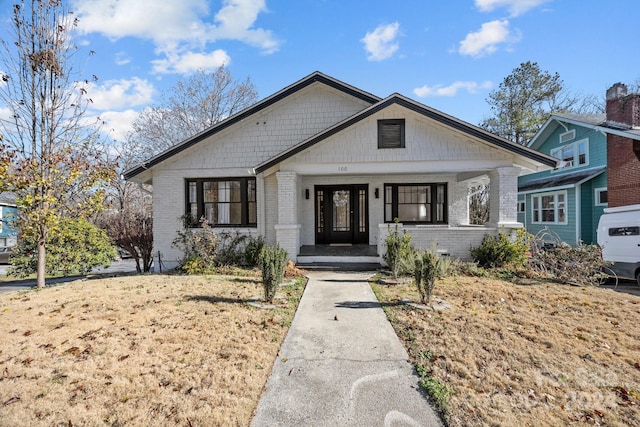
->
[[275, 171, 301, 262], [488, 166, 522, 228]]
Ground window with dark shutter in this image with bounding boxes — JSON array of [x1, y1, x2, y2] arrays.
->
[[378, 119, 405, 148]]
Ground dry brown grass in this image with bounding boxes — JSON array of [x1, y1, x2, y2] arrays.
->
[[373, 276, 640, 427], [0, 273, 305, 426]]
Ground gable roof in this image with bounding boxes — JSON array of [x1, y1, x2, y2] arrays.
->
[[255, 93, 558, 173], [123, 72, 381, 180], [528, 113, 640, 151]]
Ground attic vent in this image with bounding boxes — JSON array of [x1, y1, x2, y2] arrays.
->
[[559, 130, 575, 143], [378, 119, 405, 149]]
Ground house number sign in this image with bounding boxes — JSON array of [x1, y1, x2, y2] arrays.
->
[[338, 166, 347, 172]]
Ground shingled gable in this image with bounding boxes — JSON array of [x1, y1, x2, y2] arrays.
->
[[123, 72, 380, 180], [255, 93, 558, 174]]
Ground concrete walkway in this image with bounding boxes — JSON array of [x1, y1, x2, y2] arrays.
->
[[251, 270, 443, 426]]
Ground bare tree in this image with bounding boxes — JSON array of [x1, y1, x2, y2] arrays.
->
[[0, 1, 114, 288], [125, 67, 258, 162], [96, 147, 153, 273], [469, 184, 490, 225]]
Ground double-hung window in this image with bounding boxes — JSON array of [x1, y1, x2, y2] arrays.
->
[[532, 191, 567, 224], [384, 183, 447, 224], [550, 139, 588, 169], [186, 178, 256, 227]]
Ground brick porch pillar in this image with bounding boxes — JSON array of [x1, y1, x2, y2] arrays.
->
[[275, 171, 301, 262], [488, 166, 522, 228]]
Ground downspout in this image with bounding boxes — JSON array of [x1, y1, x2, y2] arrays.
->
[[575, 184, 581, 245]]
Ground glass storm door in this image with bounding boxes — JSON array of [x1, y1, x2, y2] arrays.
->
[[315, 185, 368, 244]]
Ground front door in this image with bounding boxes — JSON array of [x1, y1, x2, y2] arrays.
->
[[315, 185, 368, 244]]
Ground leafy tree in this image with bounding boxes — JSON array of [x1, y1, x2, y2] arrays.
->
[[9, 218, 117, 277], [481, 61, 596, 145], [125, 67, 259, 162], [0, 1, 114, 288]]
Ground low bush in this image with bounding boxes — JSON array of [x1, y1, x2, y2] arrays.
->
[[414, 251, 439, 304], [470, 229, 528, 269], [243, 235, 265, 267], [384, 221, 415, 278], [9, 218, 116, 277], [259, 244, 288, 303], [173, 215, 266, 272]]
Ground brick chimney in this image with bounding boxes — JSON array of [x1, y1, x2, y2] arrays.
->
[[606, 82, 640, 128], [605, 83, 640, 207]]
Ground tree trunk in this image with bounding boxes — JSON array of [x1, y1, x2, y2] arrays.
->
[[37, 239, 46, 288]]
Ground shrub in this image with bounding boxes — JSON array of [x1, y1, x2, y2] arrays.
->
[[9, 218, 117, 277], [259, 244, 288, 303], [384, 222, 415, 278], [414, 252, 439, 304], [243, 235, 266, 267], [216, 231, 248, 267], [172, 215, 219, 272], [470, 229, 529, 269]]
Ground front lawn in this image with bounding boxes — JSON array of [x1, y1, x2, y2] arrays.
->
[[0, 273, 305, 426], [373, 276, 640, 426]]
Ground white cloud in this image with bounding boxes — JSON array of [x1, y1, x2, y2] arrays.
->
[[151, 48, 231, 74], [87, 78, 156, 111], [458, 20, 520, 57], [94, 109, 140, 142], [361, 22, 400, 61], [71, 0, 279, 74], [475, 0, 549, 17], [212, 0, 280, 54], [413, 81, 493, 97]]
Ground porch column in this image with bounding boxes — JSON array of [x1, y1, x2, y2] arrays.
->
[[275, 171, 301, 262], [488, 166, 522, 228]]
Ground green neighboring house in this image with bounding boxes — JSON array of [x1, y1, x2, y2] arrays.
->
[[518, 114, 608, 245]]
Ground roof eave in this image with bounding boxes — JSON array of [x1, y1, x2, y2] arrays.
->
[[256, 94, 558, 174], [123, 72, 381, 181]]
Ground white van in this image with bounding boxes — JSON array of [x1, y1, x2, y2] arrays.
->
[[597, 204, 640, 285]]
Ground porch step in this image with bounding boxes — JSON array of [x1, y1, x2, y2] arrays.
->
[[296, 255, 382, 265], [295, 260, 383, 272]]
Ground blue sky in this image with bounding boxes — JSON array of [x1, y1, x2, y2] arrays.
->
[[4, 0, 640, 143]]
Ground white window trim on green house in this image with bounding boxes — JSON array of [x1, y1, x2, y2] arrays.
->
[[595, 187, 608, 206], [532, 190, 568, 225], [517, 200, 525, 213], [559, 129, 576, 143], [550, 138, 588, 171]]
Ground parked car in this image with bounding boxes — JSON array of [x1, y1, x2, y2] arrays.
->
[[597, 204, 640, 285], [0, 247, 13, 264]]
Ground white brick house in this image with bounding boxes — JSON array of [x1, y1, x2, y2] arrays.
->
[[124, 72, 557, 269]]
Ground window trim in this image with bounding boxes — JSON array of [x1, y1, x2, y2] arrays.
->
[[550, 138, 589, 171], [531, 190, 568, 225], [594, 187, 608, 206], [384, 183, 448, 224], [559, 129, 576, 143], [185, 177, 257, 228], [378, 119, 405, 149], [517, 200, 525, 213]]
